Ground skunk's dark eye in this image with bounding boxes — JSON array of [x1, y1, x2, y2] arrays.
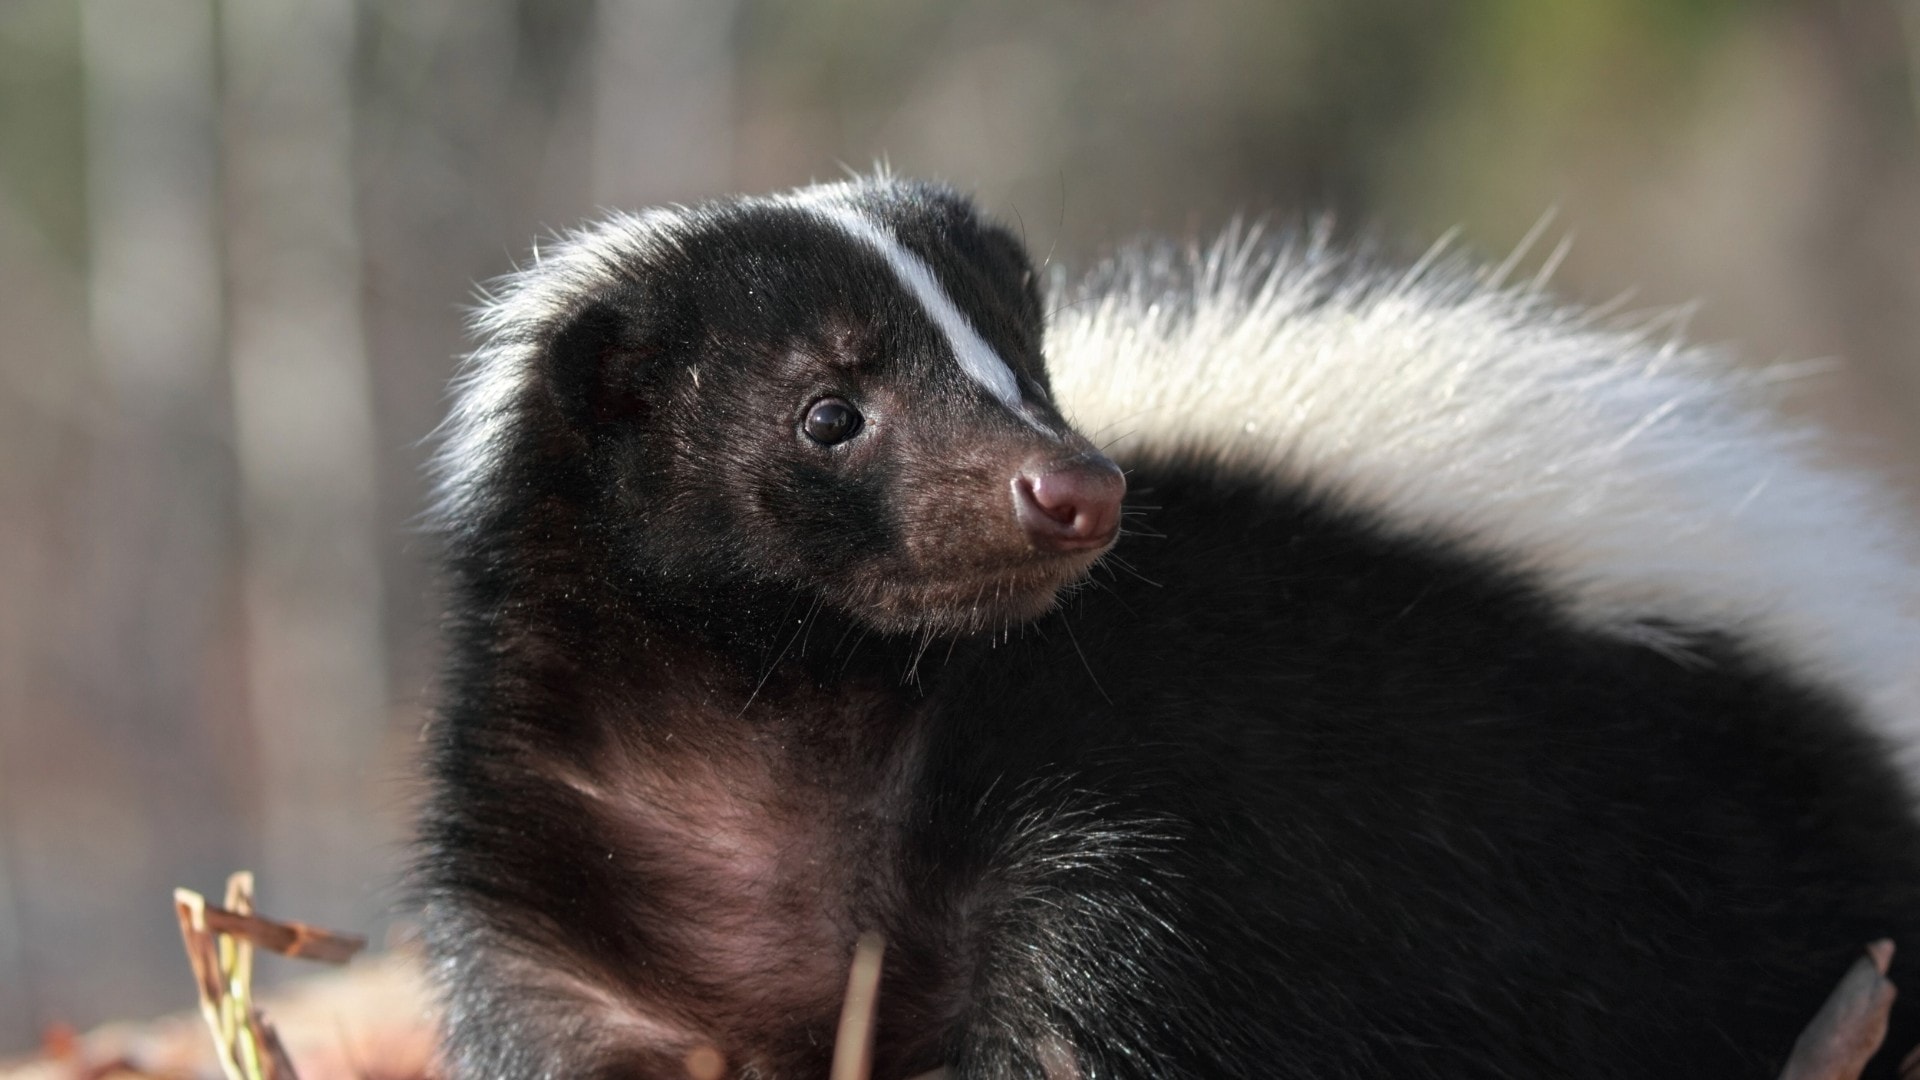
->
[[803, 397, 862, 446]]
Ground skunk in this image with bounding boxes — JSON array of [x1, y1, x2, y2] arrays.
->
[[417, 176, 1920, 1079]]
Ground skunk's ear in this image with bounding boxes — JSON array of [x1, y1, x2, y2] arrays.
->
[[543, 282, 677, 426]]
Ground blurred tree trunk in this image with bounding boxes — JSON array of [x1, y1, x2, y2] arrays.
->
[[590, 0, 738, 206], [0, 0, 241, 1044], [222, 0, 389, 939], [1800, 0, 1920, 480]]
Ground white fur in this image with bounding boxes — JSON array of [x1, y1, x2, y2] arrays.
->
[[790, 194, 1049, 431], [431, 206, 691, 530], [1045, 228, 1920, 775]]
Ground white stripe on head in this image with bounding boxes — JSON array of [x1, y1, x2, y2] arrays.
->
[[800, 199, 1040, 423]]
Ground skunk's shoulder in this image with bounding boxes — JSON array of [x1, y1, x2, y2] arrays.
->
[[1046, 230, 1920, 760]]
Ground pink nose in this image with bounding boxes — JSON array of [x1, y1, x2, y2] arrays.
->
[[1013, 452, 1127, 553]]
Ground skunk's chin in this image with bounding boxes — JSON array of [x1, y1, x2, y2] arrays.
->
[[833, 549, 1108, 637]]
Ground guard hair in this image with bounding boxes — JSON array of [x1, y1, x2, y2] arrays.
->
[[1046, 226, 1920, 774], [429, 205, 692, 534]]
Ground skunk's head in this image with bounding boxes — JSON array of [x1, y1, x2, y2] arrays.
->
[[439, 178, 1123, 635]]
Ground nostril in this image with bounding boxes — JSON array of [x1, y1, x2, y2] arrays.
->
[[1013, 452, 1127, 554], [1020, 475, 1081, 526]]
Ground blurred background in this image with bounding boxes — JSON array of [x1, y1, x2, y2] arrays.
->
[[2, 0, 1918, 1054]]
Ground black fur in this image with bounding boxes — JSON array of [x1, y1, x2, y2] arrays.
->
[[418, 178, 1920, 1079]]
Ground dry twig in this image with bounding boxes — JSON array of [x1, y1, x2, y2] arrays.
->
[[172, 872, 366, 1080], [829, 932, 887, 1080]]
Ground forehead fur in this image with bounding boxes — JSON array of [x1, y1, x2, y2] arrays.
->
[[429, 177, 999, 530]]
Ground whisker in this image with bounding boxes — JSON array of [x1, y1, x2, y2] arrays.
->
[[837, 628, 871, 677], [797, 594, 826, 658], [1058, 612, 1112, 705], [1102, 553, 1164, 589], [740, 606, 810, 718]]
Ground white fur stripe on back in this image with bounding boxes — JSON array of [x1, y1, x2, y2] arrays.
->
[[1045, 231, 1920, 780], [799, 200, 1027, 412]]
